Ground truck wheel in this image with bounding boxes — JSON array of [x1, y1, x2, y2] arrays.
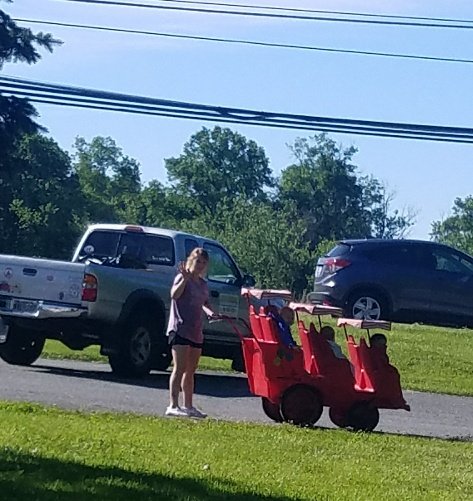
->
[[109, 313, 158, 377], [0, 327, 45, 366]]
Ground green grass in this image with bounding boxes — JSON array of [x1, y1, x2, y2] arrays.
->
[[43, 318, 473, 396], [0, 401, 471, 501], [41, 340, 233, 372]]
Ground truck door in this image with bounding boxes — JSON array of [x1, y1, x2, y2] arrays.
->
[[202, 243, 245, 343]]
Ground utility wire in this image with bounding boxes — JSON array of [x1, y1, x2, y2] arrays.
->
[[147, 0, 473, 25], [1, 75, 473, 143], [59, 0, 473, 30], [16, 18, 473, 65]]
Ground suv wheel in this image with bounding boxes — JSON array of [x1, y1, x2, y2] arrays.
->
[[346, 290, 388, 321]]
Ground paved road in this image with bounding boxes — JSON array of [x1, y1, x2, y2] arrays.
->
[[1, 358, 472, 441]]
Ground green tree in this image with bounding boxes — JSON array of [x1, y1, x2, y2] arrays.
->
[[181, 198, 312, 294], [1, 134, 83, 258], [278, 134, 414, 249], [73, 136, 142, 223], [278, 134, 370, 249], [165, 126, 274, 214], [0, 2, 60, 162], [431, 196, 473, 255]]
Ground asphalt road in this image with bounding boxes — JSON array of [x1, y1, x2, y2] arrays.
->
[[1, 358, 472, 441]]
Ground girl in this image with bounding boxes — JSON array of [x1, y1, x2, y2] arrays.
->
[[165, 247, 214, 418]]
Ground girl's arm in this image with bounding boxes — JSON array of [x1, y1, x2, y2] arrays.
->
[[171, 263, 192, 299]]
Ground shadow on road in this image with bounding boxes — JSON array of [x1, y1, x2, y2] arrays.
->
[[30, 362, 253, 398], [0, 447, 303, 501]]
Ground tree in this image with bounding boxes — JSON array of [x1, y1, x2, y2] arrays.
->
[[180, 198, 313, 294], [73, 136, 142, 224], [278, 134, 370, 249], [0, 2, 61, 161], [278, 134, 414, 250], [1, 134, 83, 258], [431, 196, 473, 255], [165, 126, 274, 214], [361, 176, 416, 239]]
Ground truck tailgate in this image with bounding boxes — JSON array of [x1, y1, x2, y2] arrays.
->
[[0, 255, 85, 306]]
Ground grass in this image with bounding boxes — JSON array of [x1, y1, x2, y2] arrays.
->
[[0, 401, 471, 501], [42, 318, 473, 397]]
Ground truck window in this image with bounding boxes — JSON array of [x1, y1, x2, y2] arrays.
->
[[142, 235, 175, 266], [79, 231, 120, 259], [185, 239, 199, 258], [204, 243, 240, 285]]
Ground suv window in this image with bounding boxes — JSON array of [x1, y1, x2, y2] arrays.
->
[[432, 248, 473, 275], [327, 244, 351, 257], [365, 243, 437, 269], [204, 243, 240, 285]]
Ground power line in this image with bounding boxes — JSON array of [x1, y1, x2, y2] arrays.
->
[[1, 75, 473, 143], [59, 0, 473, 30], [147, 0, 473, 25], [16, 18, 473, 65]]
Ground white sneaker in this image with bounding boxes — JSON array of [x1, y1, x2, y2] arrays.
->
[[183, 406, 207, 419], [165, 406, 189, 417]]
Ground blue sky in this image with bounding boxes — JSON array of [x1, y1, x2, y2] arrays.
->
[[4, 0, 473, 238]]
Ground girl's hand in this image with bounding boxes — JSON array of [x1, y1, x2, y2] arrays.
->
[[178, 261, 191, 280]]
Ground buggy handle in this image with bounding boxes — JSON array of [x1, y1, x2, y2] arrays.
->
[[207, 314, 251, 341]]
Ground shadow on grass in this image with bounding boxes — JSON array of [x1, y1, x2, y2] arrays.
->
[[0, 447, 305, 501], [30, 363, 252, 398]]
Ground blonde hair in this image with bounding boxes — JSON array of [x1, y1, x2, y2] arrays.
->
[[186, 247, 209, 276]]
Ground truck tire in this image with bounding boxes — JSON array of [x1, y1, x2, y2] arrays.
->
[[0, 327, 45, 366], [108, 312, 160, 377]]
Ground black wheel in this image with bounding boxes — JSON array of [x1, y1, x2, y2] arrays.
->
[[109, 313, 160, 377], [231, 348, 246, 372], [262, 397, 283, 423], [346, 402, 380, 432], [0, 327, 45, 366], [152, 347, 172, 371], [280, 384, 323, 426], [328, 407, 348, 428], [345, 290, 389, 321]]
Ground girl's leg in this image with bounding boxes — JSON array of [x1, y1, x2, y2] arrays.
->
[[169, 344, 189, 407], [182, 346, 202, 409]]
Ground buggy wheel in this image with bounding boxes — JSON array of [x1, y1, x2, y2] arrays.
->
[[280, 384, 323, 426], [261, 397, 283, 423], [346, 402, 379, 432], [328, 407, 348, 428]]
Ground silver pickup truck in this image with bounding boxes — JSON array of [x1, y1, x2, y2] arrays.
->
[[0, 224, 257, 376]]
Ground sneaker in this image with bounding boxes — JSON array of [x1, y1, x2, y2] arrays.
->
[[183, 406, 207, 419], [165, 406, 189, 417]]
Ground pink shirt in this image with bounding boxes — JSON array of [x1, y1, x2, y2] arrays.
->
[[166, 273, 209, 344]]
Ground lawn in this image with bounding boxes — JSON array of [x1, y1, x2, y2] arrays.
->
[[42, 318, 473, 396], [0, 402, 471, 501]]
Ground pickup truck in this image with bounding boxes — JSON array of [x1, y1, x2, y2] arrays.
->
[[0, 224, 258, 377]]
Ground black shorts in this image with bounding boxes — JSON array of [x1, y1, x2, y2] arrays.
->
[[168, 332, 203, 350]]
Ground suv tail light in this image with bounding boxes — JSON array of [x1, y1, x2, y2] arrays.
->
[[325, 258, 351, 273], [82, 273, 98, 302]]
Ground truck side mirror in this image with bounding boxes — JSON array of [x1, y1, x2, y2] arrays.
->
[[242, 274, 256, 287]]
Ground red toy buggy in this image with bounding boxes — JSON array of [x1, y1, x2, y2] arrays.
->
[[232, 289, 409, 432]]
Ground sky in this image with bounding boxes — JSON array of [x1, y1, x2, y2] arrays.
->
[[3, 0, 473, 239]]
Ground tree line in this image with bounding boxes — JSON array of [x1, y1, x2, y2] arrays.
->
[[0, 2, 469, 295]]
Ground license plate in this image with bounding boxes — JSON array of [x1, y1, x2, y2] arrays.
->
[[315, 266, 323, 278], [12, 299, 38, 313]]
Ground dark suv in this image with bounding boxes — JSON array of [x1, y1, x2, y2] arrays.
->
[[310, 239, 473, 326]]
